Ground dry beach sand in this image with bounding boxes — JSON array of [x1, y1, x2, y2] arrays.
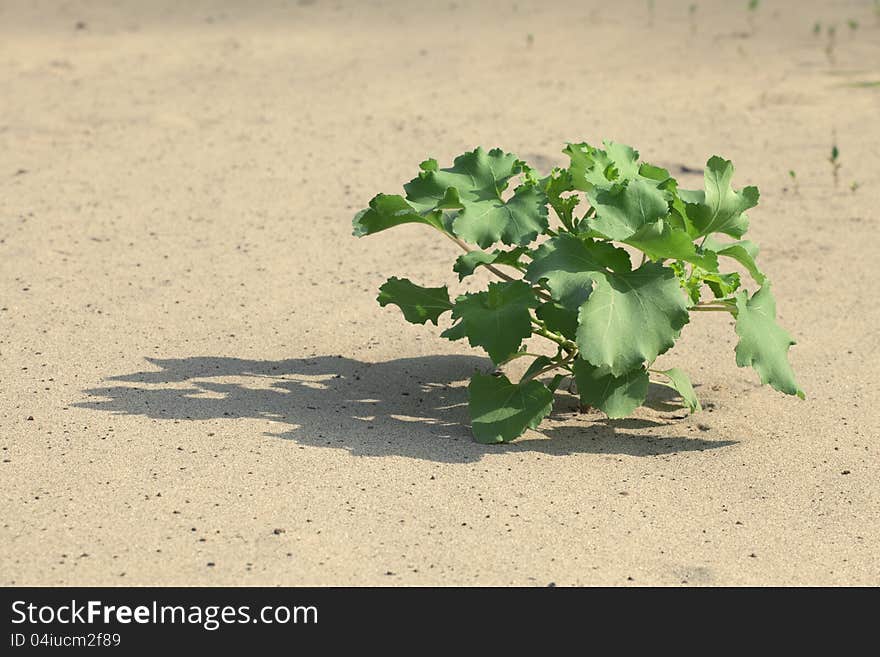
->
[[1, 0, 879, 585]]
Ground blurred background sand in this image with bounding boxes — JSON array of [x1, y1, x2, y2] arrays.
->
[[1, 0, 878, 585]]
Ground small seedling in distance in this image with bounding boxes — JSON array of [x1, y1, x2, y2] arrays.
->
[[829, 142, 841, 186], [355, 141, 804, 443], [788, 170, 799, 194], [813, 21, 821, 36], [850, 181, 860, 193], [747, 0, 760, 34], [848, 19, 859, 32]]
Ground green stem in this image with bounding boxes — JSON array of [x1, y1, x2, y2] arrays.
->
[[520, 353, 577, 384], [691, 306, 734, 313], [531, 319, 577, 352]]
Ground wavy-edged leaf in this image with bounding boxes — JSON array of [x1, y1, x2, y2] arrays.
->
[[577, 262, 690, 376], [683, 156, 759, 238], [588, 178, 672, 240], [734, 285, 804, 398], [441, 280, 538, 364], [573, 360, 648, 418], [624, 220, 719, 270], [404, 147, 549, 248], [376, 277, 452, 325], [705, 237, 766, 285], [453, 247, 526, 281], [469, 372, 554, 443], [353, 194, 445, 237], [654, 368, 701, 413], [525, 233, 630, 309]]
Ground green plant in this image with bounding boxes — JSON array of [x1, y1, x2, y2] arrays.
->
[[850, 180, 860, 193], [847, 19, 859, 32], [747, 0, 760, 33], [813, 21, 821, 36], [788, 169, 799, 194], [829, 142, 841, 186], [354, 142, 803, 443]]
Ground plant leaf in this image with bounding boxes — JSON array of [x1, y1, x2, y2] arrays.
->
[[441, 280, 539, 364], [404, 147, 549, 248], [529, 236, 690, 376], [654, 367, 701, 413], [525, 233, 629, 309], [683, 156, 760, 238], [588, 178, 672, 240], [734, 285, 804, 398], [704, 271, 741, 298], [377, 277, 453, 325], [468, 372, 554, 443], [705, 237, 766, 285], [577, 262, 690, 376], [353, 193, 445, 236], [624, 220, 719, 270], [572, 360, 649, 418], [453, 247, 526, 281], [542, 168, 579, 228]]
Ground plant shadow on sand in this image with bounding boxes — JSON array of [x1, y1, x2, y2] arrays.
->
[[77, 355, 736, 464]]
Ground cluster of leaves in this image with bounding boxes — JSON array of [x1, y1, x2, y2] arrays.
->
[[354, 142, 803, 443]]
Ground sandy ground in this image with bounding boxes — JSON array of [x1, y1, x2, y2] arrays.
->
[[1, 0, 878, 586]]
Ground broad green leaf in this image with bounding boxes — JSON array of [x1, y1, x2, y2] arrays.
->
[[577, 262, 690, 375], [525, 233, 630, 309], [441, 280, 538, 364], [353, 194, 445, 237], [654, 368, 701, 413], [452, 247, 526, 281], [734, 285, 804, 398], [684, 156, 760, 238], [469, 372, 554, 443], [404, 147, 549, 248], [536, 301, 578, 340], [623, 220, 719, 270], [588, 178, 671, 240], [529, 236, 690, 375], [705, 237, 766, 285], [377, 277, 452, 325], [572, 360, 648, 418]]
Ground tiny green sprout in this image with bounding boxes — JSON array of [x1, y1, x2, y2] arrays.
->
[[850, 181, 860, 193], [526, 33, 534, 46], [746, 0, 759, 34], [813, 21, 821, 36], [788, 170, 799, 194], [829, 142, 841, 186], [848, 19, 859, 31]]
